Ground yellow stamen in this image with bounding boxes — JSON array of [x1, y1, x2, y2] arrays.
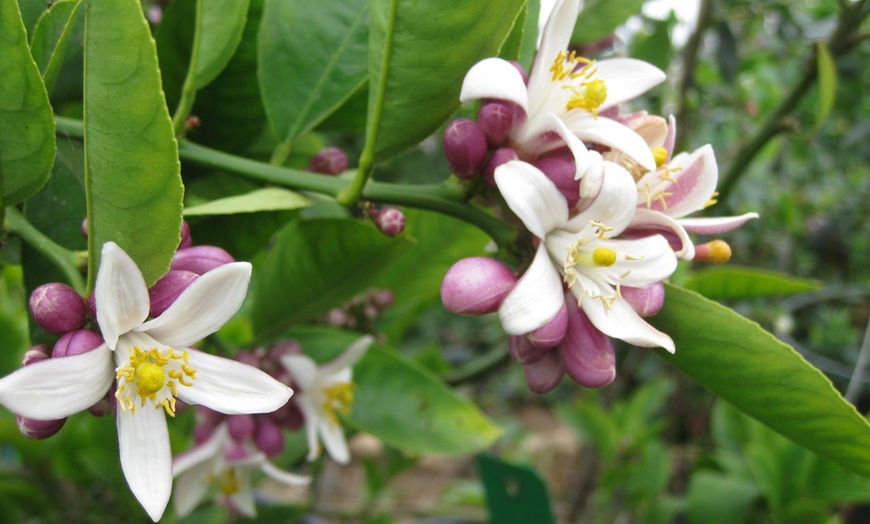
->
[[208, 468, 241, 495], [115, 346, 196, 417], [322, 382, 356, 425], [652, 147, 668, 168], [135, 362, 165, 395]]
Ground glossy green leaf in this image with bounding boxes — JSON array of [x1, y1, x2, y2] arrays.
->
[[183, 187, 312, 216], [259, 0, 368, 150], [193, 0, 249, 89], [814, 41, 837, 132], [251, 219, 410, 339], [286, 327, 502, 454], [29, 0, 81, 95], [651, 284, 870, 479], [683, 266, 821, 300], [571, 0, 646, 45], [0, 0, 56, 206], [366, 0, 526, 160], [84, 0, 183, 286]]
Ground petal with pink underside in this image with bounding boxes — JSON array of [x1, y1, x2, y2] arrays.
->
[[627, 208, 695, 260], [680, 213, 759, 235], [646, 144, 718, 217], [460, 57, 529, 113], [564, 114, 656, 171]]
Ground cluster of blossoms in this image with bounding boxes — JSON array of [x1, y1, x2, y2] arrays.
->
[[441, 0, 757, 393], [173, 336, 373, 517], [322, 288, 395, 331], [0, 226, 295, 521]]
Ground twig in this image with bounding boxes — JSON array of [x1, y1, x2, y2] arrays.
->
[[674, 0, 714, 153], [846, 315, 870, 402]]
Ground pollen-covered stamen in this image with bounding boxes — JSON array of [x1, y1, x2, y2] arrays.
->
[[115, 345, 196, 416], [705, 191, 719, 208], [321, 382, 356, 425], [564, 78, 608, 117]]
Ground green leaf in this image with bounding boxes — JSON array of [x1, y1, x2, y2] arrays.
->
[[557, 401, 620, 461], [366, 0, 526, 161], [286, 327, 502, 454], [683, 266, 821, 300], [0, 0, 56, 206], [183, 187, 313, 216], [814, 40, 837, 132], [193, 0, 250, 89], [251, 219, 410, 339], [259, 0, 369, 150], [29, 0, 81, 95], [686, 471, 759, 524], [650, 284, 870, 479], [84, 0, 183, 286], [571, 0, 646, 45]]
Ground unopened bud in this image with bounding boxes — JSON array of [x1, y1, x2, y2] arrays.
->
[[372, 289, 394, 308], [17, 415, 66, 440], [171, 245, 235, 275], [533, 155, 580, 207], [477, 101, 515, 146], [268, 341, 302, 364], [185, 115, 201, 131], [306, 146, 349, 175], [621, 284, 665, 317], [255, 418, 285, 457], [29, 283, 88, 334], [508, 60, 529, 84], [52, 329, 104, 358], [376, 207, 406, 237], [179, 221, 193, 249], [271, 401, 304, 431], [443, 119, 488, 179], [557, 299, 615, 388], [527, 303, 568, 349], [441, 257, 517, 315], [88, 394, 113, 417], [522, 351, 564, 394], [694, 240, 732, 264], [234, 350, 262, 369], [228, 414, 256, 443], [22, 345, 51, 366], [508, 335, 549, 365], [149, 270, 199, 317], [482, 148, 519, 187], [80, 216, 89, 238]]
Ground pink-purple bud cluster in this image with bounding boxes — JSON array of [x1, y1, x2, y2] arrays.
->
[[323, 288, 394, 331], [367, 206, 406, 237], [306, 146, 349, 176]]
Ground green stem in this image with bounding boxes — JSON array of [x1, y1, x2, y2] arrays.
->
[[4, 208, 86, 294], [171, 0, 204, 136]]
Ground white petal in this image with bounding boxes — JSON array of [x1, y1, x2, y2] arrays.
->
[[607, 235, 678, 286], [320, 336, 374, 376], [229, 482, 257, 518], [527, 0, 581, 112], [136, 262, 252, 348], [96, 242, 150, 350], [172, 423, 229, 476], [498, 244, 565, 336], [460, 57, 529, 113], [495, 160, 568, 238], [173, 462, 212, 517], [680, 212, 759, 234], [595, 58, 666, 110], [579, 291, 675, 353], [520, 113, 592, 177], [567, 161, 638, 235], [564, 115, 656, 172], [319, 417, 350, 464], [298, 399, 323, 462], [0, 345, 113, 420], [178, 351, 293, 415], [117, 406, 172, 522], [627, 208, 695, 260], [664, 114, 676, 159], [654, 144, 719, 217], [280, 354, 318, 392], [260, 460, 311, 486]]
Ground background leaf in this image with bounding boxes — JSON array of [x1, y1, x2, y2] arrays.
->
[[814, 40, 837, 132], [286, 327, 502, 454], [251, 219, 410, 339], [84, 0, 183, 286], [0, 0, 56, 206], [259, 0, 369, 152], [183, 187, 312, 216], [193, 0, 250, 89], [682, 266, 821, 300], [366, 0, 526, 160], [650, 284, 870, 479], [571, 0, 646, 45], [29, 0, 81, 95]]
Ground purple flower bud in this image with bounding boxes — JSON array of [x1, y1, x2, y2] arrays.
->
[[533, 156, 580, 207], [179, 221, 193, 249], [376, 207, 406, 237], [621, 284, 665, 317], [327, 308, 350, 327], [228, 414, 256, 443], [88, 394, 113, 417], [441, 257, 517, 315], [306, 146, 349, 175], [557, 298, 615, 388], [508, 335, 549, 365], [477, 101, 515, 146], [171, 245, 235, 275], [80, 216, 89, 238], [17, 415, 66, 440], [148, 270, 199, 318], [234, 350, 262, 369], [270, 401, 304, 431], [523, 351, 564, 394], [508, 60, 529, 84], [255, 418, 285, 457], [52, 329, 104, 358], [88, 292, 97, 318], [527, 303, 568, 349], [22, 344, 51, 366], [372, 289, 394, 308], [482, 148, 518, 186], [443, 119, 488, 179], [29, 283, 88, 335]]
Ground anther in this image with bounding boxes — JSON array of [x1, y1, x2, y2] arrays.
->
[[695, 240, 732, 264]]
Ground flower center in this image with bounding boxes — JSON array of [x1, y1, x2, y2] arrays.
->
[[558, 233, 637, 315], [549, 51, 607, 118], [209, 468, 241, 495], [592, 247, 617, 267], [115, 346, 196, 416], [321, 382, 356, 425], [652, 147, 668, 168]]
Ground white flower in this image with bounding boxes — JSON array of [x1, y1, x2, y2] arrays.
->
[[460, 0, 666, 182], [494, 160, 678, 352], [0, 242, 293, 521], [280, 336, 373, 465], [172, 423, 309, 518]]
